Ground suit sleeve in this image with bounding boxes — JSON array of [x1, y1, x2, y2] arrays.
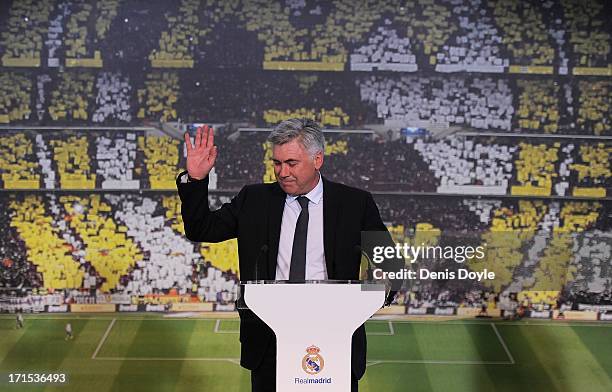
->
[[362, 192, 404, 292], [176, 170, 246, 243], [362, 191, 388, 231]]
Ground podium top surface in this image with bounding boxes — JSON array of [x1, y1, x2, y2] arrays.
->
[[240, 279, 384, 288]]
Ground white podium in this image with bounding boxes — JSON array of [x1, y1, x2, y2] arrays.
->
[[243, 280, 385, 391]]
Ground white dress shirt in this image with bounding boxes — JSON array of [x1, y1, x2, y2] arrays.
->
[[275, 173, 327, 280]]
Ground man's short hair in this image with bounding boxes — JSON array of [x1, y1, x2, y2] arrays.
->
[[268, 118, 325, 157]]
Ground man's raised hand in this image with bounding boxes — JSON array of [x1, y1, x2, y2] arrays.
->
[[184, 125, 218, 180]]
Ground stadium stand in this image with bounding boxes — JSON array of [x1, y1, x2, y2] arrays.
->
[[435, 0, 507, 73], [136, 72, 179, 122], [541, 0, 570, 74], [49, 134, 96, 189], [323, 135, 437, 192], [34, 132, 56, 189], [0, 196, 39, 289], [200, 239, 239, 276], [59, 194, 141, 292], [0, 191, 608, 308], [96, 0, 121, 43], [511, 142, 559, 196], [263, 107, 349, 127], [35, 74, 52, 121], [413, 137, 515, 195], [161, 194, 185, 236], [394, 0, 457, 69], [490, 0, 555, 66], [561, 0, 610, 69], [0, 72, 32, 123], [48, 71, 95, 121], [357, 75, 513, 130], [569, 230, 611, 295], [517, 80, 560, 134], [64, 1, 94, 59], [214, 131, 266, 189], [93, 72, 132, 123], [149, 0, 200, 67], [350, 22, 418, 72], [44, 1, 68, 68], [471, 201, 545, 292], [243, 0, 381, 68], [98, 0, 168, 66], [569, 143, 611, 197], [577, 81, 610, 136], [95, 131, 142, 189], [8, 195, 84, 290], [529, 202, 603, 291], [0, 0, 53, 67], [44, 193, 93, 288], [0, 68, 609, 136], [0, 132, 40, 189], [106, 194, 195, 295], [1, 192, 240, 301], [138, 134, 181, 189], [0, 0, 610, 313], [2, 130, 609, 198]]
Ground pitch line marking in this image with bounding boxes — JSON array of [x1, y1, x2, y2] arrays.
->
[[214, 319, 239, 334], [491, 323, 515, 364], [92, 318, 116, 359], [369, 321, 395, 336], [1, 316, 610, 328], [367, 359, 514, 367], [93, 356, 242, 365], [366, 319, 612, 328]]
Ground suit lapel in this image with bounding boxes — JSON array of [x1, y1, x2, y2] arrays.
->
[[322, 176, 339, 278], [267, 182, 285, 280]]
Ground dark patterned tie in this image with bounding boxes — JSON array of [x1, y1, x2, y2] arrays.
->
[[289, 196, 309, 281]]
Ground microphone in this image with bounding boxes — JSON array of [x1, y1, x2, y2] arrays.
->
[[354, 245, 374, 281], [237, 244, 268, 312], [355, 245, 397, 307]]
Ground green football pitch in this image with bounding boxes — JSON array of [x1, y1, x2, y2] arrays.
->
[[1, 314, 611, 391]]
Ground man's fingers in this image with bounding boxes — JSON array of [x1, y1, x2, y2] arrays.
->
[[195, 126, 203, 148], [184, 132, 193, 153], [209, 145, 218, 164], [202, 125, 208, 147], [206, 125, 214, 147]]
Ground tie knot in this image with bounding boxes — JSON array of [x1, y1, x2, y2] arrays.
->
[[297, 196, 309, 210]]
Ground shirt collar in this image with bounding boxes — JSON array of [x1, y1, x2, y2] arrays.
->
[[285, 172, 323, 205]]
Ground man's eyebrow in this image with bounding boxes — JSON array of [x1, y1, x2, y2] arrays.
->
[[271, 158, 299, 163]]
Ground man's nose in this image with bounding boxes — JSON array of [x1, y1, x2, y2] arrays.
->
[[279, 164, 290, 178]]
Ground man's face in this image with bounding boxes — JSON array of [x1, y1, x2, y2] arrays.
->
[[272, 139, 323, 196]]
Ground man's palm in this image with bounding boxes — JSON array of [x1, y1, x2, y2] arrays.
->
[[185, 125, 218, 180]]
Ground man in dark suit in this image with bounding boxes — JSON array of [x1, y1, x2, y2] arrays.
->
[[177, 119, 397, 392]]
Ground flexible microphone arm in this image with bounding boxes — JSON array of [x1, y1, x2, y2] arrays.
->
[[355, 245, 397, 307], [355, 245, 376, 281], [237, 245, 269, 311]]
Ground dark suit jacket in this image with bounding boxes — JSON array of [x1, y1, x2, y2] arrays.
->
[[177, 172, 391, 379]]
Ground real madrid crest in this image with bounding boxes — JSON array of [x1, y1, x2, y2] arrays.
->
[[302, 345, 325, 375]]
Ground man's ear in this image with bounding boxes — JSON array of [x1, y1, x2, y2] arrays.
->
[[313, 151, 324, 170]]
